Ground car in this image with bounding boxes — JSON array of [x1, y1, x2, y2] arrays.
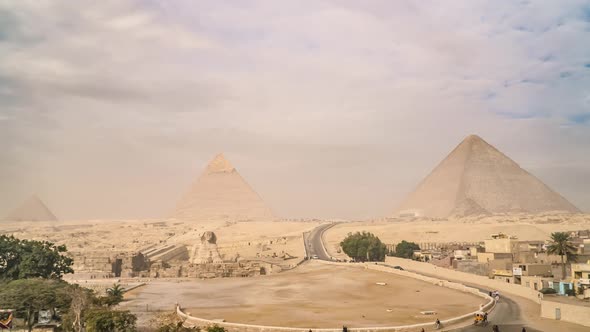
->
[[393, 266, 404, 271], [311, 255, 319, 259]]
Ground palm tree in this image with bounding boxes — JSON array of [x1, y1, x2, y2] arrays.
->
[[105, 283, 124, 306], [546, 232, 578, 280]]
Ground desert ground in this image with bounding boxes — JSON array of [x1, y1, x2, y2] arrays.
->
[[121, 261, 483, 328], [323, 214, 590, 259], [0, 219, 322, 261], [2, 213, 589, 262], [3, 214, 589, 330]]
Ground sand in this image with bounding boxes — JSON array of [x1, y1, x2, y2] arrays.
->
[[323, 216, 590, 259], [121, 261, 483, 328]]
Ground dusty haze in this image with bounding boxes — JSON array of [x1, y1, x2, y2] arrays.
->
[[1, 1, 590, 219]]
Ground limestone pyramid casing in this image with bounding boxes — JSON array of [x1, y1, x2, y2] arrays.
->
[[396, 135, 580, 218], [172, 154, 274, 221], [4, 195, 58, 221]]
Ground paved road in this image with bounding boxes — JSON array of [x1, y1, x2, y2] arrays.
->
[[305, 223, 336, 260], [381, 265, 541, 332], [455, 294, 539, 332], [305, 224, 542, 332]]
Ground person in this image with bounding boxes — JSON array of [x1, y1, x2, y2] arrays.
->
[[492, 325, 500, 332], [421, 329, 425, 332], [522, 328, 526, 332], [483, 312, 488, 325], [434, 318, 441, 329]]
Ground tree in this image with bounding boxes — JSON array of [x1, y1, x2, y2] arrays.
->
[[0, 279, 72, 332], [63, 285, 96, 332], [340, 232, 388, 262], [546, 232, 578, 280], [393, 241, 420, 259], [0, 235, 74, 280], [152, 313, 200, 332], [85, 309, 137, 332], [158, 321, 200, 332], [102, 284, 125, 306], [206, 325, 226, 332]]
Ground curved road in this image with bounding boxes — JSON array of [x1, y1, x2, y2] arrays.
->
[[306, 224, 541, 332], [305, 222, 336, 260]]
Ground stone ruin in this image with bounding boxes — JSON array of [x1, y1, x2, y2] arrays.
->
[[67, 231, 279, 280]]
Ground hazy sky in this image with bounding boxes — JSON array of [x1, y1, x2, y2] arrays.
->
[[1, 0, 590, 220]]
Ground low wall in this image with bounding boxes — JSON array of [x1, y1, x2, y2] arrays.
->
[[384, 257, 541, 303], [541, 300, 590, 327], [177, 261, 494, 332]]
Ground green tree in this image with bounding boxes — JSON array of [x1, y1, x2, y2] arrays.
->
[[206, 325, 226, 332], [340, 232, 388, 262], [0, 235, 74, 280], [85, 309, 137, 332], [102, 284, 125, 306], [0, 279, 73, 332], [393, 241, 420, 259], [152, 312, 200, 332], [546, 232, 578, 280]]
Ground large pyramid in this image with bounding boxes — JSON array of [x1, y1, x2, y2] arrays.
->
[[396, 135, 580, 218], [172, 154, 275, 221], [4, 195, 58, 221]]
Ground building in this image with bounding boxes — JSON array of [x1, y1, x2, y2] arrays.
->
[[477, 252, 512, 263], [521, 275, 553, 291], [493, 269, 514, 283], [571, 260, 590, 298], [513, 263, 553, 277], [548, 280, 575, 296], [484, 233, 519, 254], [453, 249, 471, 260]]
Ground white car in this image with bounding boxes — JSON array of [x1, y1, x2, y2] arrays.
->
[[311, 255, 319, 259]]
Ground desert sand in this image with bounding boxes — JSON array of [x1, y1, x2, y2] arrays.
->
[[0, 219, 321, 262], [323, 215, 590, 259], [121, 261, 483, 328]]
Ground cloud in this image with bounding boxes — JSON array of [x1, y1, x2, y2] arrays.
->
[[1, 0, 589, 218]]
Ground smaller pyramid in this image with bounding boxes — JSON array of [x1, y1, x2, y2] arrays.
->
[[172, 154, 275, 221], [5, 195, 58, 221]]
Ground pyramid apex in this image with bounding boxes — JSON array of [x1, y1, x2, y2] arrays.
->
[[206, 153, 235, 174], [463, 134, 485, 143]]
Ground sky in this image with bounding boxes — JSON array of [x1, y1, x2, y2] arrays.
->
[[1, 0, 590, 220]]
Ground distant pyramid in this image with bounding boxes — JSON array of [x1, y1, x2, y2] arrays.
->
[[5, 195, 58, 221], [172, 154, 275, 221], [396, 135, 580, 218]]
